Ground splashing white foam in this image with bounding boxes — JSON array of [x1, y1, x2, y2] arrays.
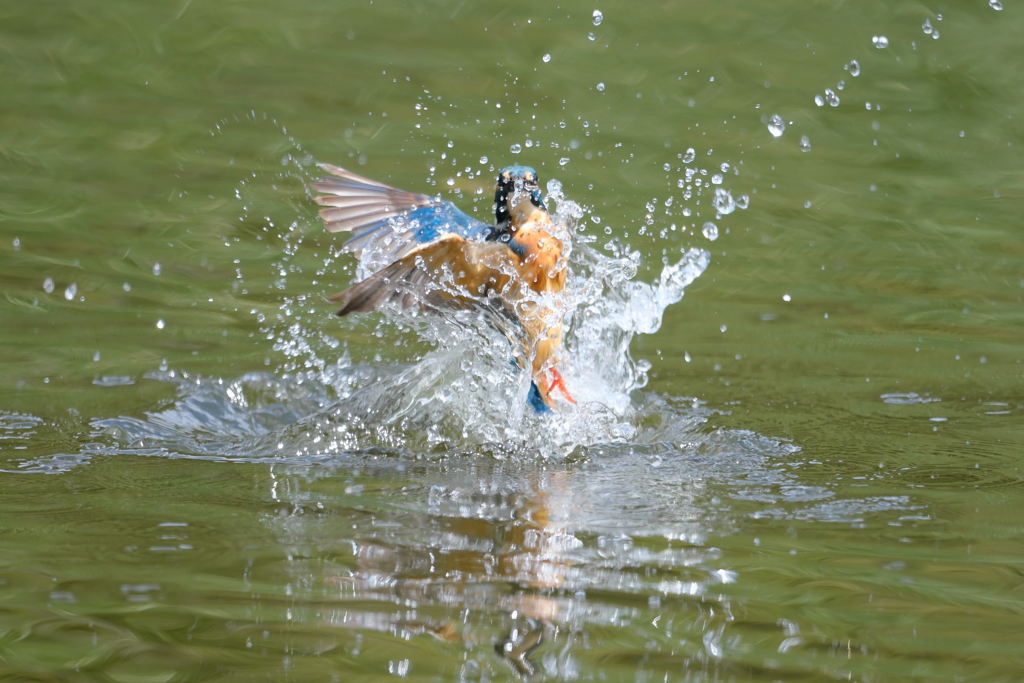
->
[[94, 167, 711, 460]]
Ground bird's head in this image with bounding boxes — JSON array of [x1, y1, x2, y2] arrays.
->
[[494, 165, 547, 233]]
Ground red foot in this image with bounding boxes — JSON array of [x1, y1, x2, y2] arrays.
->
[[547, 368, 575, 404]]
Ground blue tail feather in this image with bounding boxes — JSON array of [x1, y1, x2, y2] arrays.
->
[[528, 381, 551, 414], [508, 356, 550, 414]]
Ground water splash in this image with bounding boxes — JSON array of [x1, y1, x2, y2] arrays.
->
[[90, 178, 711, 460], [712, 188, 735, 215]]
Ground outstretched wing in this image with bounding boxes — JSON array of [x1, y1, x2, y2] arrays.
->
[[312, 165, 495, 266], [328, 237, 518, 315], [331, 237, 525, 366]]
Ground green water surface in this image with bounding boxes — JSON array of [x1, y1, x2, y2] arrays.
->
[[2, 0, 1023, 680]]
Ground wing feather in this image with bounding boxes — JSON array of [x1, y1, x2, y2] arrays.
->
[[313, 165, 495, 262], [329, 237, 518, 317], [318, 204, 403, 224]]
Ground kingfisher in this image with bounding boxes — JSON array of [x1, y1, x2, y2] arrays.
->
[[312, 163, 574, 411]]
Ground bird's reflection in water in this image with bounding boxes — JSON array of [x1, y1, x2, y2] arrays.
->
[[259, 435, 769, 680], [320, 470, 576, 676]]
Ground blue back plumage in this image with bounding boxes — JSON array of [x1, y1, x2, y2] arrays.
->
[[313, 164, 495, 264], [406, 204, 493, 245]]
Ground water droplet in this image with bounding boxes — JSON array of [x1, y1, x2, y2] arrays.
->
[[932, 29, 939, 39], [804, 200, 812, 208], [849, 60, 860, 77], [64, 283, 77, 300], [783, 294, 791, 302], [43, 278, 54, 294], [959, 130, 965, 138], [720, 162, 730, 173], [447, 140, 454, 148], [93, 351, 101, 362], [593, 9, 603, 25], [663, 163, 671, 171], [702, 222, 719, 241], [525, 139, 534, 148], [815, 94, 824, 107], [837, 80, 845, 91], [547, 178, 563, 195], [123, 282, 131, 292], [559, 157, 570, 166], [446, 178, 455, 186], [922, 18, 933, 34], [684, 351, 691, 362], [542, 54, 551, 63], [588, 32, 596, 41], [712, 188, 735, 215], [479, 156, 488, 165], [677, 179, 685, 188], [736, 194, 750, 210], [156, 319, 165, 329], [990, 0, 1003, 9], [720, 324, 727, 333], [872, 35, 889, 48], [682, 207, 691, 216], [596, 82, 605, 92], [800, 135, 812, 152], [711, 173, 723, 185], [865, 102, 873, 110], [510, 144, 522, 154], [768, 114, 785, 137], [153, 263, 161, 276], [825, 88, 839, 106], [682, 148, 696, 163]]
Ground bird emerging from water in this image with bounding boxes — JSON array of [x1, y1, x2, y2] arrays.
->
[[312, 163, 574, 411]]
